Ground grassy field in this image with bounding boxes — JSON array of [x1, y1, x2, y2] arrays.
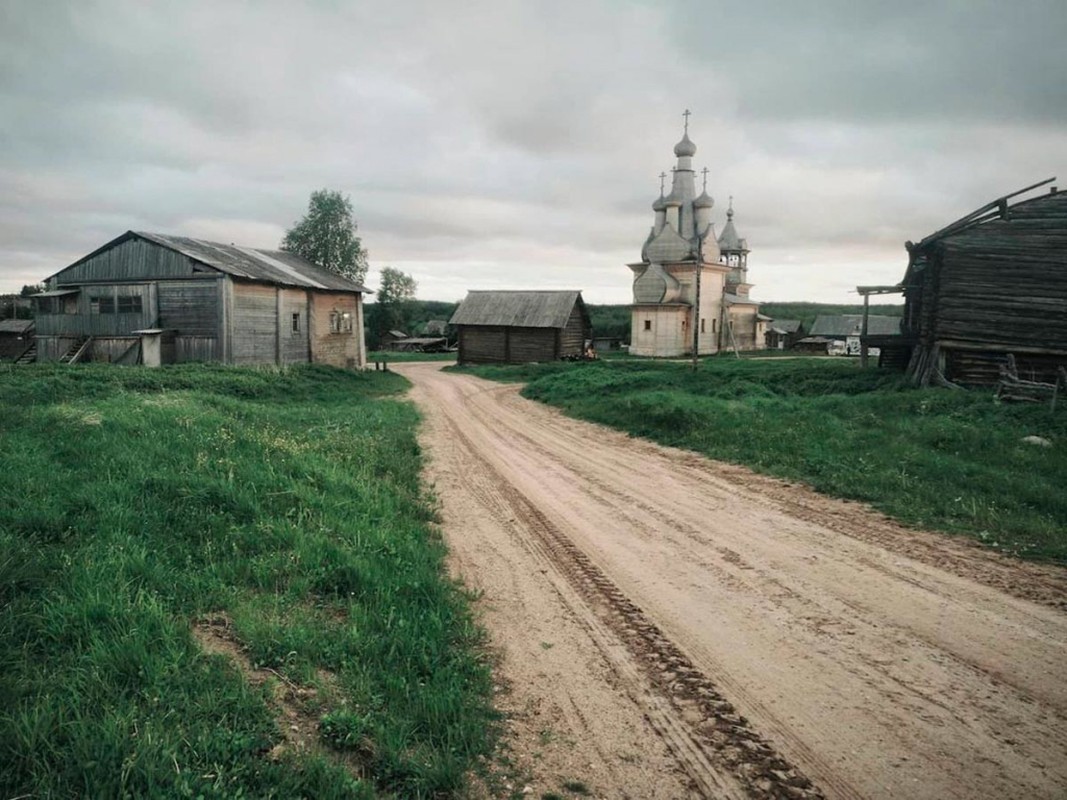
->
[[0, 363, 495, 798], [454, 359, 1067, 563]]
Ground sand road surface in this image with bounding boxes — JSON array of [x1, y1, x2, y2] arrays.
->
[[395, 362, 1067, 800]]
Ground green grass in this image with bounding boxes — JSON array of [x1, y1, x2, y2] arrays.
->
[[368, 351, 457, 363], [453, 359, 1067, 563], [0, 362, 495, 798]]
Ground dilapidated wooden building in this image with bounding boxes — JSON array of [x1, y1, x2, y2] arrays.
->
[[450, 290, 590, 364], [898, 181, 1067, 386], [34, 231, 369, 368]]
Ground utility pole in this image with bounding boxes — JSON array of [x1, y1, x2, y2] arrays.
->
[[692, 231, 702, 371]]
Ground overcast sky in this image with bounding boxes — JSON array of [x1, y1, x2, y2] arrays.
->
[[2, 1, 1065, 303]]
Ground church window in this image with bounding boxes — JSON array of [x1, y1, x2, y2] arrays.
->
[[701, 318, 706, 333], [643, 319, 651, 331], [712, 319, 717, 333]]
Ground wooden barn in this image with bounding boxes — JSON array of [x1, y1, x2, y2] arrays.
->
[[0, 319, 35, 363], [33, 231, 369, 368], [897, 180, 1067, 386], [450, 290, 591, 364]]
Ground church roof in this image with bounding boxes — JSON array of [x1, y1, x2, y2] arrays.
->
[[450, 290, 585, 329], [717, 201, 746, 252]]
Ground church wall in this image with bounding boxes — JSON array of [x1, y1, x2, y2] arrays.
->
[[727, 306, 760, 351], [629, 306, 688, 357]]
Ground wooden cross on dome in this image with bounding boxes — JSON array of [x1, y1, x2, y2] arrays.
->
[[682, 108, 691, 133], [701, 167, 709, 192], [659, 171, 667, 194]]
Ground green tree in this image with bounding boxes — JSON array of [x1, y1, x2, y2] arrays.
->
[[281, 189, 369, 284], [375, 267, 418, 342]]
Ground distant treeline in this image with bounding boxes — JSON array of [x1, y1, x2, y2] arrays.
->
[[378, 300, 904, 347]]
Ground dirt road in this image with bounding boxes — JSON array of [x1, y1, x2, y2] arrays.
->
[[396, 363, 1067, 800]]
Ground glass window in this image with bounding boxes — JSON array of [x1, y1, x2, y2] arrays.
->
[[117, 295, 142, 314], [91, 296, 115, 314], [643, 319, 651, 331], [291, 312, 301, 333]]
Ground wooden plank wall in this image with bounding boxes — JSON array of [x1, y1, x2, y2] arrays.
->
[[175, 336, 219, 363], [158, 281, 219, 335], [55, 238, 200, 284], [308, 292, 359, 368], [36, 284, 152, 337], [279, 288, 310, 364], [459, 326, 507, 363], [232, 283, 277, 365], [508, 328, 556, 362], [559, 305, 587, 356]]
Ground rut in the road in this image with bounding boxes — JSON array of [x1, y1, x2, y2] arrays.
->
[[445, 412, 826, 800]]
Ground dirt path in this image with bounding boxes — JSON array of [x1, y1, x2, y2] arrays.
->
[[396, 363, 1067, 800]]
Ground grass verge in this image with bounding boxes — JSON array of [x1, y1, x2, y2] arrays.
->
[[451, 359, 1067, 563], [0, 363, 495, 798]]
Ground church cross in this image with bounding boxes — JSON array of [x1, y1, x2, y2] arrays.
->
[[701, 167, 709, 192], [659, 171, 666, 195], [682, 108, 691, 133]]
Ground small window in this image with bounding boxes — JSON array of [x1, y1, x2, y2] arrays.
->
[[36, 297, 55, 314], [329, 310, 352, 334], [643, 319, 652, 331], [712, 319, 717, 333], [700, 318, 706, 333], [291, 312, 301, 333], [90, 296, 115, 314], [117, 295, 142, 314]]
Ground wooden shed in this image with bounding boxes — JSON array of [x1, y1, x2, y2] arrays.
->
[[450, 290, 591, 364], [899, 181, 1067, 386], [33, 231, 369, 368]]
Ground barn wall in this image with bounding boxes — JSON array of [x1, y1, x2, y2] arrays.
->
[[459, 326, 507, 363], [279, 288, 310, 364], [158, 280, 219, 335], [560, 304, 586, 357], [175, 336, 219, 362], [508, 328, 556, 362], [232, 282, 277, 365], [36, 284, 153, 337], [54, 237, 204, 284], [309, 292, 360, 368]]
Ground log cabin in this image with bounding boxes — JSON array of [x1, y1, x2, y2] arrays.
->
[[33, 231, 369, 368], [898, 181, 1067, 386], [450, 290, 591, 364]]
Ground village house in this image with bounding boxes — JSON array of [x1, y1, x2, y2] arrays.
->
[[803, 314, 902, 356], [765, 319, 804, 350], [628, 114, 764, 356], [0, 318, 35, 363], [450, 290, 590, 364], [33, 231, 369, 368]]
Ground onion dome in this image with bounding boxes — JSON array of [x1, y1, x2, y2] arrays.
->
[[674, 132, 697, 158], [663, 190, 683, 207], [652, 194, 668, 212], [693, 190, 714, 209]]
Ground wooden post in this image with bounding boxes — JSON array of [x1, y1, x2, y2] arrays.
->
[[860, 292, 870, 367]]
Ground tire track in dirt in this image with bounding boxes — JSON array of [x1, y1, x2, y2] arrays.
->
[[398, 363, 1067, 800], [442, 409, 825, 800]]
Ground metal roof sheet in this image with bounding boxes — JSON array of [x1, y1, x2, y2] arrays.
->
[[132, 232, 370, 293], [450, 290, 584, 329]]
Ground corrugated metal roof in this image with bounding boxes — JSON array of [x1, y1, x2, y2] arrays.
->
[[450, 290, 584, 329], [809, 315, 901, 337], [133, 232, 369, 292]]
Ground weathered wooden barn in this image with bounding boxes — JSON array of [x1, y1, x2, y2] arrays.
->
[[764, 319, 803, 350], [34, 231, 369, 368], [897, 181, 1067, 386], [450, 290, 591, 364]]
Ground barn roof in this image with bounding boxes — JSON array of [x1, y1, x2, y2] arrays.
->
[[53, 231, 370, 293], [809, 314, 901, 337], [450, 290, 586, 329]]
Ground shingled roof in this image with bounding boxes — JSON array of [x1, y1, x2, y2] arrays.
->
[[53, 231, 370, 293], [450, 290, 585, 329]]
